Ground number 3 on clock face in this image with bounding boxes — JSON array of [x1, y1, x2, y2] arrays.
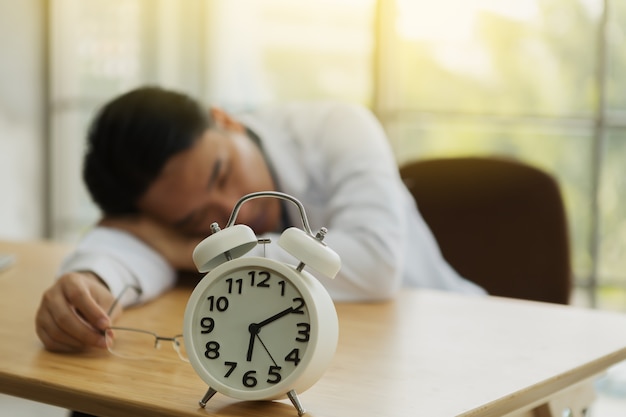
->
[[184, 256, 337, 402]]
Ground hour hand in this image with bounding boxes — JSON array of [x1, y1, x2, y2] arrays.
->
[[246, 323, 260, 361]]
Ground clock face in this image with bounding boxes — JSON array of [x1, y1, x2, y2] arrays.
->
[[184, 257, 317, 400]]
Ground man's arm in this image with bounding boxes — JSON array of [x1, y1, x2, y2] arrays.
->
[[35, 221, 187, 352], [99, 216, 201, 272], [58, 226, 178, 305]]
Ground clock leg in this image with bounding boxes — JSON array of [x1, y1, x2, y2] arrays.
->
[[287, 389, 306, 416], [198, 387, 218, 408]]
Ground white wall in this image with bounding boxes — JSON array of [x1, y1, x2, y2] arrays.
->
[[0, 0, 44, 239]]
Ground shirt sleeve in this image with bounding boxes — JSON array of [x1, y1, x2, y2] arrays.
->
[[58, 227, 176, 306]]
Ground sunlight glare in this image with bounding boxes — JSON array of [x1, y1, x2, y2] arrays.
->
[[396, 0, 539, 42]]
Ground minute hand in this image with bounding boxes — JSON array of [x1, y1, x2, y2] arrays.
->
[[256, 307, 295, 329]]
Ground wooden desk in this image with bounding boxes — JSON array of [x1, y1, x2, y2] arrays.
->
[[2, 239, 626, 417]]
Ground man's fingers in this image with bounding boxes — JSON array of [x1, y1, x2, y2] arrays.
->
[[35, 273, 113, 352], [35, 301, 105, 352], [62, 279, 111, 331]]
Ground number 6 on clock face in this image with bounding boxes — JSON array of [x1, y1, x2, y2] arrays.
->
[[183, 256, 338, 403]]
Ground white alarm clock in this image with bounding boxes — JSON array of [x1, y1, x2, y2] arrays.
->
[[183, 191, 341, 416]]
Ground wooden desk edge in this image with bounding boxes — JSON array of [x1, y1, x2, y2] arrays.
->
[[461, 350, 626, 417], [0, 373, 181, 417]]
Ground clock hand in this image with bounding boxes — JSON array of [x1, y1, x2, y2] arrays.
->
[[256, 334, 278, 367], [246, 306, 294, 362], [246, 328, 257, 362], [256, 306, 295, 329]]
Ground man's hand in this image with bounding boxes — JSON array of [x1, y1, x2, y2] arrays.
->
[[100, 216, 201, 271], [35, 272, 119, 352]]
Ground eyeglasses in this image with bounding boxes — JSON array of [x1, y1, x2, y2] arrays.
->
[[104, 285, 189, 362]]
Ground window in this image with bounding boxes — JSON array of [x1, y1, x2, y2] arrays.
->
[[375, 0, 626, 311]]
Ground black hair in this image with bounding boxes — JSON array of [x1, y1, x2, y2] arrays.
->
[[83, 86, 210, 215]]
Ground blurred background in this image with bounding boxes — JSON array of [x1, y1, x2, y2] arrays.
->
[[1, 0, 625, 313]]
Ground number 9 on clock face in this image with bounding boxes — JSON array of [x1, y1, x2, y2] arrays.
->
[[183, 256, 338, 402]]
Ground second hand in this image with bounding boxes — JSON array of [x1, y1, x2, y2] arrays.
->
[[256, 334, 278, 366]]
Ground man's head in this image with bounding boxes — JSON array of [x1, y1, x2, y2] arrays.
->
[[85, 86, 281, 235], [84, 86, 209, 216]]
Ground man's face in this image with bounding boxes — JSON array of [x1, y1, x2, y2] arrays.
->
[[136, 128, 281, 236]]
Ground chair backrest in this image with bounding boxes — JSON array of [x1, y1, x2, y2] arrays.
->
[[400, 156, 572, 304]]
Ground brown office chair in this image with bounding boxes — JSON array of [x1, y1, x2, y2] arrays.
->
[[400, 156, 572, 304]]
